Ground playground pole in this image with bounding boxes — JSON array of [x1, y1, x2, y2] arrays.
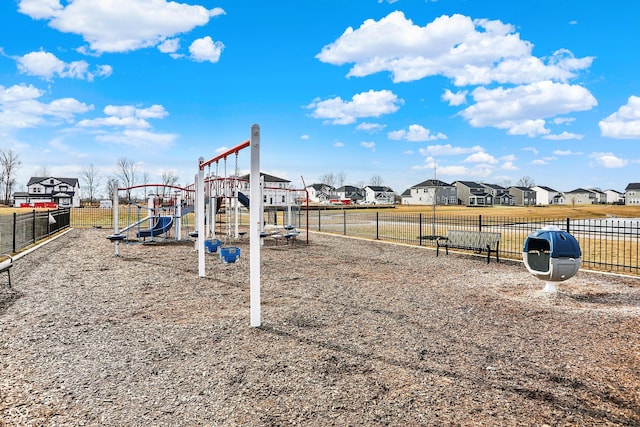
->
[[113, 181, 120, 256], [197, 159, 206, 277], [250, 124, 261, 327]]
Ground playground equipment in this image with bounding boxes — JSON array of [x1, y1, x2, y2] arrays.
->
[[196, 124, 262, 326], [107, 184, 195, 254], [522, 226, 582, 293]]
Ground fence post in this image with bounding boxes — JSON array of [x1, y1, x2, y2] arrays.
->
[[479, 214, 482, 232], [419, 213, 423, 244], [566, 217, 570, 233], [376, 212, 379, 240], [32, 209, 36, 244], [12, 212, 16, 253], [343, 210, 346, 235], [318, 209, 321, 231]]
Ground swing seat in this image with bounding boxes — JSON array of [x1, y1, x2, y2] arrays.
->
[[220, 247, 240, 264], [204, 239, 222, 253]]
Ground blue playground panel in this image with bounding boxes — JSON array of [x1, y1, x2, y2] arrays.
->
[[220, 247, 240, 264], [204, 239, 222, 253]]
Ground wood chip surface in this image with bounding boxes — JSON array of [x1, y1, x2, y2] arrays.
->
[[1, 228, 639, 426]]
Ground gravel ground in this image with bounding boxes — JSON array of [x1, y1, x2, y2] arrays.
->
[[1, 228, 639, 426]]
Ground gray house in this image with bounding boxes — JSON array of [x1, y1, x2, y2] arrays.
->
[[564, 188, 596, 205], [482, 183, 514, 206], [508, 186, 536, 206], [402, 179, 457, 205], [625, 182, 640, 206], [453, 181, 492, 206]]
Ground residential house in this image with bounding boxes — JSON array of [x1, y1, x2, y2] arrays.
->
[[482, 183, 514, 206], [306, 183, 335, 204], [532, 185, 564, 205], [564, 188, 596, 205], [604, 189, 624, 204], [508, 186, 537, 206], [13, 177, 81, 208], [589, 188, 606, 204], [453, 181, 493, 206], [364, 185, 395, 205], [238, 172, 293, 207], [401, 179, 457, 205], [335, 185, 365, 204], [625, 183, 640, 206]]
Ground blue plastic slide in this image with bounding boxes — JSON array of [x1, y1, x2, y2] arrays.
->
[[238, 192, 250, 208], [137, 216, 173, 239]]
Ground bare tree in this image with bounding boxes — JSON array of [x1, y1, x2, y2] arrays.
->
[[116, 158, 138, 201], [335, 171, 346, 188], [34, 166, 50, 177], [0, 149, 21, 205], [142, 171, 151, 199], [81, 163, 101, 205], [319, 173, 335, 188], [517, 176, 535, 188], [161, 170, 180, 197], [369, 174, 383, 186], [105, 177, 118, 201]]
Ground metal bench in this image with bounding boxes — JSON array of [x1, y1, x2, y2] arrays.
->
[[0, 253, 14, 287], [436, 230, 501, 264]]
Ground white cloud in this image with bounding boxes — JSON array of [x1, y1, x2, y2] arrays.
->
[[361, 141, 376, 151], [419, 143, 483, 156], [599, 95, 640, 139], [16, 51, 112, 81], [78, 104, 168, 129], [589, 152, 628, 168], [463, 151, 498, 164], [300, 134, 310, 140], [522, 146, 539, 155], [334, 141, 344, 147], [531, 159, 547, 165], [460, 80, 597, 135], [158, 38, 180, 53], [96, 129, 177, 148], [388, 124, 447, 142], [553, 149, 581, 155], [0, 83, 92, 130], [356, 122, 386, 133], [317, 12, 592, 85], [18, 0, 225, 54], [306, 89, 403, 125], [501, 161, 518, 170], [442, 89, 467, 106], [189, 36, 224, 63], [542, 131, 583, 140]]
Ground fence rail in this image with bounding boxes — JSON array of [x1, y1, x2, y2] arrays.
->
[[19, 207, 639, 277], [0, 208, 70, 253], [298, 210, 640, 276]]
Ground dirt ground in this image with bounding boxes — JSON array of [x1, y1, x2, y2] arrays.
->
[[1, 228, 639, 426]]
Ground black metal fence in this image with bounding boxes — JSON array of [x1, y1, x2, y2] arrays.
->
[[299, 210, 640, 276], [55, 207, 640, 276], [0, 208, 71, 253]]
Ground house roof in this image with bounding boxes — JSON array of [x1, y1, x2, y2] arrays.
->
[[565, 188, 592, 194], [535, 185, 558, 192], [453, 180, 484, 189], [238, 172, 290, 183], [336, 185, 362, 192], [27, 177, 79, 187], [625, 182, 640, 191], [412, 179, 451, 188], [366, 185, 394, 192], [482, 183, 505, 190]]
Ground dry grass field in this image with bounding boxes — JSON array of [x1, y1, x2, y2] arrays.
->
[[392, 203, 640, 220]]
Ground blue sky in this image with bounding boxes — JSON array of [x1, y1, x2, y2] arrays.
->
[[1, 0, 639, 198]]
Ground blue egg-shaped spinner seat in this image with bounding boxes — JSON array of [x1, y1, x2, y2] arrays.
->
[[523, 227, 581, 282]]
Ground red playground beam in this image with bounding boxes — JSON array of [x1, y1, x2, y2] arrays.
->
[[199, 139, 250, 170]]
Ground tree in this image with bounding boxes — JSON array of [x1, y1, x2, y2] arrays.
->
[[318, 173, 335, 187], [0, 149, 21, 205], [105, 177, 118, 201], [369, 174, 383, 186], [161, 170, 180, 196], [34, 166, 50, 177], [116, 158, 138, 201], [335, 171, 346, 188], [81, 164, 101, 205], [517, 176, 535, 188]]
